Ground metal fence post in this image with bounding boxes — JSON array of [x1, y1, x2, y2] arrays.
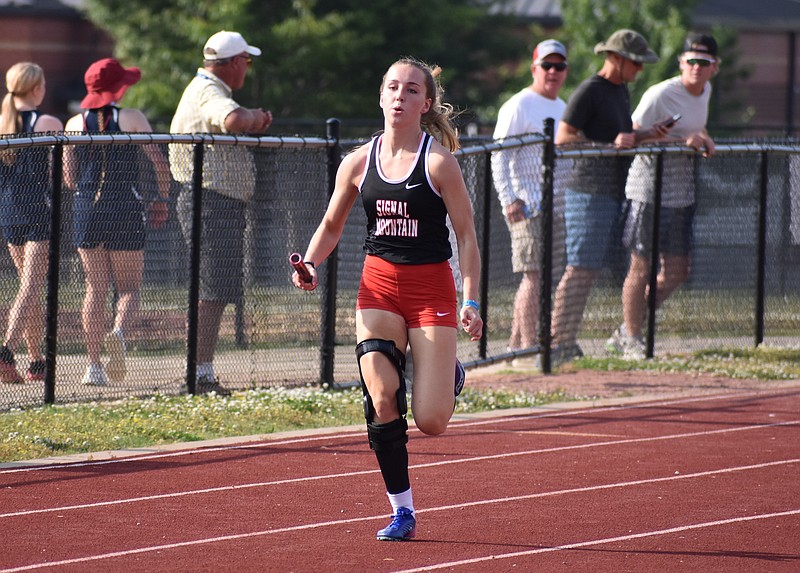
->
[[539, 118, 556, 373], [185, 142, 204, 395], [43, 142, 64, 405], [755, 151, 769, 346], [320, 119, 341, 388], [478, 149, 492, 358], [645, 152, 665, 359]]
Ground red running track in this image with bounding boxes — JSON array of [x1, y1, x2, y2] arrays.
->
[[1, 386, 799, 572]]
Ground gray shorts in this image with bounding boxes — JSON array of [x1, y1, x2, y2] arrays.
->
[[177, 185, 246, 303], [506, 214, 541, 273], [623, 200, 695, 258]]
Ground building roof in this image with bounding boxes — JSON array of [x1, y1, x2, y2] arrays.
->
[[490, 0, 800, 32], [0, 0, 82, 17], [692, 0, 800, 31], [488, 0, 562, 27]]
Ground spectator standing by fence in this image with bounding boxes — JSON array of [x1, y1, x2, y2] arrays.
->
[[607, 33, 718, 359], [64, 58, 171, 387], [492, 39, 568, 364], [169, 30, 272, 396], [549, 29, 666, 367], [0, 63, 63, 384], [293, 57, 483, 541]]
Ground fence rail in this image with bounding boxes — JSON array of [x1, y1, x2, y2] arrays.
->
[[0, 121, 798, 409]]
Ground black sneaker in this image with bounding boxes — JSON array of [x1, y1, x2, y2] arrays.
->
[[196, 376, 232, 397], [26, 359, 46, 382], [0, 345, 23, 385]]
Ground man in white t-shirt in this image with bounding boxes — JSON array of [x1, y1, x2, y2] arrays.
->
[[491, 39, 568, 361], [607, 33, 718, 359]]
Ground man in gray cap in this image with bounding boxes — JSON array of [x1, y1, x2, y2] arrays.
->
[[548, 29, 667, 367]]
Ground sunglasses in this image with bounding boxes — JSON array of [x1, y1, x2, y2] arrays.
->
[[684, 57, 714, 67], [236, 54, 254, 66], [539, 61, 568, 72]]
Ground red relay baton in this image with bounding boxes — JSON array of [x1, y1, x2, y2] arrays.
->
[[289, 252, 313, 283]]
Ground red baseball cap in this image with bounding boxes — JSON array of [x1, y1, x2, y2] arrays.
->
[[80, 58, 141, 109]]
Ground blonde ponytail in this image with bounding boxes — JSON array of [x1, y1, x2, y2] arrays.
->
[[1, 62, 45, 164]]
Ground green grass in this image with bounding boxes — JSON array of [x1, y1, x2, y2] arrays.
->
[[1, 346, 798, 464], [0, 385, 572, 463], [579, 346, 800, 381]]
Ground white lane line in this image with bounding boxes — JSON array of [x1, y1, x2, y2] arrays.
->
[[2, 388, 792, 474], [1, 460, 797, 572], [2, 421, 797, 519], [390, 509, 800, 573]]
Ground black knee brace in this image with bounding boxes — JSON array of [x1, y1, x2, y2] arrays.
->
[[355, 338, 407, 424], [367, 417, 409, 452]]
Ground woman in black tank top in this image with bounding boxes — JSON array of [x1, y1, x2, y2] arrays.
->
[[292, 57, 483, 541], [63, 58, 171, 388], [0, 62, 63, 385]]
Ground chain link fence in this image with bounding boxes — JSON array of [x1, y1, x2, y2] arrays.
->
[[0, 125, 798, 409]]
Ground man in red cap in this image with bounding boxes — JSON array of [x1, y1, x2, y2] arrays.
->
[[491, 39, 569, 365], [169, 31, 272, 396]]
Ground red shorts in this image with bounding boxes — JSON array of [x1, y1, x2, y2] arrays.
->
[[357, 255, 457, 328]]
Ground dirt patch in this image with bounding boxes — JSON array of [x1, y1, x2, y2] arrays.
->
[[466, 363, 790, 400]]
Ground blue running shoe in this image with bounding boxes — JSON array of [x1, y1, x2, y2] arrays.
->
[[454, 359, 465, 397], [376, 507, 416, 541]]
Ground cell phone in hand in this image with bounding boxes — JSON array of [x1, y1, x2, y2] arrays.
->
[[664, 113, 682, 128]]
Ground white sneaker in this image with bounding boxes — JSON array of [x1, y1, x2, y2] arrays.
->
[[104, 330, 126, 383], [511, 356, 540, 369], [621, 336, 646, 360], [82, 363, 109, 386], [605, 325, 625, 355]]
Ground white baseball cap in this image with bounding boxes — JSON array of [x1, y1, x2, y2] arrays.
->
[[533, 39, 567, 64], [203, 30, 262, 61]]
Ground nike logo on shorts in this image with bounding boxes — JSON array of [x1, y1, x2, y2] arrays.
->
[[405, 182, 423, 189], [436, 312, 450, 317]]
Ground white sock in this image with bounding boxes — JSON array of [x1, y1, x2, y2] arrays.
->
[[387, 488, 414, 515], [197, 362, 214, 380]]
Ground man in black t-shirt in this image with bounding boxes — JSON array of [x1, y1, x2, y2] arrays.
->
[[549, 29, 665, 367]]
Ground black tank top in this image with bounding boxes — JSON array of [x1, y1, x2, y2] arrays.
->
[[359, 133, 452, 264], [75, 106, 141, 206], [0, 110, 52, 227]]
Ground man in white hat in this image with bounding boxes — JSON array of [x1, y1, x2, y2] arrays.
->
[[491, 39, 569, 364], [548, 29, 670, 368], [169, 30, 272, 396]]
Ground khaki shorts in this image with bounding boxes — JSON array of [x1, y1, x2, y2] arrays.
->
[[507, 214, 542, 274]]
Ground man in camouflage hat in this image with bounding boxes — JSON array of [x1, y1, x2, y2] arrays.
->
[[548, 29, 665, 367]]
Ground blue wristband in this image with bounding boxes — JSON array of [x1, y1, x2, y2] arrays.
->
[[463, 299, 480, 311]]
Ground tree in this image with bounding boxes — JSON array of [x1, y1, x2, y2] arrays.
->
[[79, 0, 525, 134], [485, 0, 746, 132], [557, 0, 700, 104]]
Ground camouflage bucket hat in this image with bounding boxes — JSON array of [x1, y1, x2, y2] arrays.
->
[[594, 29, 659, 63]]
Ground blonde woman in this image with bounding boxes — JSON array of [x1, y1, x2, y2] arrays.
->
[[293, 57, 483, 540], [0, 62, 62, 384]]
